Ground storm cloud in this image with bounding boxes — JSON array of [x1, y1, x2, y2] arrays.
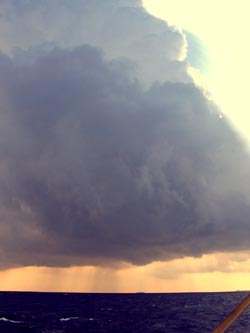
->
[[0, 0, 250, 268]]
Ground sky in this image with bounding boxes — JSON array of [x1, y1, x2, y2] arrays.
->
[[143, 0, 250, 146], [1, 0, 250, 292]]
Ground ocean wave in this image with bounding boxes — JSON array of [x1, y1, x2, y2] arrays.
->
[[0, 317, 21, 323], [59, 317, 79, 322]]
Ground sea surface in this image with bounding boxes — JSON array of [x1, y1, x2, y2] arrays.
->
[[0, 291, 250, 332]]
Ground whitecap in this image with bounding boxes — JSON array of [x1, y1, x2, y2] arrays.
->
[[59, 317, 79, 322], [0, 317, 21, 323]]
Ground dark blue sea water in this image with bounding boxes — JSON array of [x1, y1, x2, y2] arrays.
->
[[0, 291, 250, 332]]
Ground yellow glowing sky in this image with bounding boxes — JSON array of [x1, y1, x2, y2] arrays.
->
[[143, 0, 250, 147], [1, 252, 250, 292], [1, 1, 250, 293]]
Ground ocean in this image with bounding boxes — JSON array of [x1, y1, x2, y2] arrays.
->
[[0, 291, 249, 332]]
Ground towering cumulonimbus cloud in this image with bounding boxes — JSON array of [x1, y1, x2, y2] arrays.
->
[[0, 0, 189, 85], [0, 0, 250, 269]]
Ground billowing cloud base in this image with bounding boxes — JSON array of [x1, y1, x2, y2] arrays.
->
[[0, 0, 250, 269]]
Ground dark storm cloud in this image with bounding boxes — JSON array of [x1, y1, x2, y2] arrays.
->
[[0, 0, 250, 268], [0, 45, 250, 268]]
